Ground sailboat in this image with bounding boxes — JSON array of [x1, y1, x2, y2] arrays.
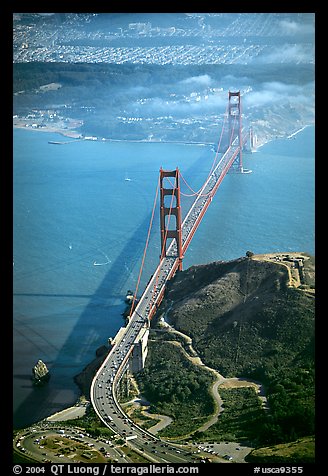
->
[[124, 172, 131, 182]]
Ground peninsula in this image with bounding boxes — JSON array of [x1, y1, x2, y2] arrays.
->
[[14, 252, 314, 464]]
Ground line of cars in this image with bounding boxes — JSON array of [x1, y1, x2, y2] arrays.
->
[[90, 257, 205, 462], [90, 151, 246, 461]]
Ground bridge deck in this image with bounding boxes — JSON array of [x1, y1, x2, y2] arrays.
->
[[90, 132, 248, 459]]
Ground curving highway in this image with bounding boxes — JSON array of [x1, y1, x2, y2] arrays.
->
[[90, 134, 248, 462]]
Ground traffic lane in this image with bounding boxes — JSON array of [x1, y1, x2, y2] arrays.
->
[[92, 154, 243, 461], [93, 375, 201, 458], [129, 440, 196, 464], [139, 258, 175, 305], [80, 408, 172, 464], [91, 258, 198, 462], [94, 395, 197, 463], [125, 431, 197, 463], [94, 392, 141, 435], [94, 369, 201, 462]]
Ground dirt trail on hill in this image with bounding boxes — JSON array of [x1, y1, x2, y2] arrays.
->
[[154, 323, 268, 433]]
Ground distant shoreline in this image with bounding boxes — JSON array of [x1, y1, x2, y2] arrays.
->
[[13, 121, 314, 151], [13, 123, 215, 147], [13, 122, 82, 139], [13, 122, 270, 149]]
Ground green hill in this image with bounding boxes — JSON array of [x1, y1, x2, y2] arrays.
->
[[164, 254, 314, 379], [136, 253, 315, 456], [245, 436, 315, 463]]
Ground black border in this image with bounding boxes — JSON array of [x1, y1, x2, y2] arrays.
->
[[6, 3, 321, 474]]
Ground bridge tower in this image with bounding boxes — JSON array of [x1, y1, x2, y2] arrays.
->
[[228, 91, 243, 172], [159, 167, 183, 271]]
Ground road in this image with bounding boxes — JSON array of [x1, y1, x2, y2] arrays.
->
[[14, 424, 253, 463], [90, 136, 247, 462], [92, 372, 198, 463]]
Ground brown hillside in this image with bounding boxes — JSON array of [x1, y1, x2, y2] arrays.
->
[[159, 253, 314, 377]]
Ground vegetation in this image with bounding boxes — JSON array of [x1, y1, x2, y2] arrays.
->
[[256, 365, 315, 445], [41, 435, 107, 463], [136, 340, 216, 438], [139, 255, 315, 455], [13, 62, 315, 95], [13, 62, 314, 142], [196, 387, 266, 443], [245, 436, 315, 463], [62, 406, 115, 439], [124, 406, 162, 431]]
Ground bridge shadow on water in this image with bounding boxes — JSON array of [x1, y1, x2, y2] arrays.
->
[[13, 213, 153, 429], [13, 146, 213, 429]]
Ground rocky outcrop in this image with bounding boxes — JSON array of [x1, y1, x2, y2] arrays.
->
[[32, 360, 50, 386]]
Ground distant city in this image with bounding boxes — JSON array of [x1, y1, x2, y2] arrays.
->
[[13, 13, 315, 146], [13, 13, 314, 65], [13, 13, 315, 464]]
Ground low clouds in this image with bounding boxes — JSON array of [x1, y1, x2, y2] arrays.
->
[[127, 77, 314, 120], [179, 74, 212, 86], [139, 93, 226, 117], [244, 81, 314, 108], [255, 44, 314, 64], [279, 19, 314, 36]]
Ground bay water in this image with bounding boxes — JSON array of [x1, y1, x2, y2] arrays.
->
[[13, 125, 314, 428]]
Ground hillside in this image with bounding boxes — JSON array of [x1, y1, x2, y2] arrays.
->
[[13, 62, 314, 144], [161, 252, 315, 379], [245, 436, 315, 463], [136, 252, 315, 454]]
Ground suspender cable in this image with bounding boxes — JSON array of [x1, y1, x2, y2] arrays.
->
[[129, 176, 160, 317], [180, 111, 236, 198], [148, 183, 176, 312], [180, 103, 230, 197]]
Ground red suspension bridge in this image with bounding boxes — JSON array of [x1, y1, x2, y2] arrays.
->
[[129, 90, 252, 321], [90, 91, 253, 449]]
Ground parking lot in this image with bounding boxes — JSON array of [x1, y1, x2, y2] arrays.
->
[[194, 441, 253, 463]]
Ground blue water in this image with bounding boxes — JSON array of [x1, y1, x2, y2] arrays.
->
[[13, 126, 314, 428]]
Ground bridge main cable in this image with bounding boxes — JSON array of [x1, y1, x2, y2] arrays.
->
[[180, 127, 246, 256], [90, 90, 250, 458], [129, 176, 160, 317]]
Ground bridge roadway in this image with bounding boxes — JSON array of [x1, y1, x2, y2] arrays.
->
[[90, 135, 247, 462]]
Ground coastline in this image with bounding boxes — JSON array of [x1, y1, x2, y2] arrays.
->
[[287, 125, 309, 139], [17, 346, 110, 427], [13, 122, 82, 139], [45, 400, 88, 422], [20, 252, 314, 429], [13, 123, 214, 147], [13, 120, 314, 150], [13, 123, 314, 430]]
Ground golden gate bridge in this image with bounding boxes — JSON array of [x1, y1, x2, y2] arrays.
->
[[128, 90, 253, 321], [90, 91, 254, 450]]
